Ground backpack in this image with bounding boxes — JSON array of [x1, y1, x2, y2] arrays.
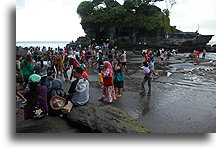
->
[[114, 71, 124, 82]]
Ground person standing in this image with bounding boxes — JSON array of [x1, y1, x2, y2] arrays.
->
[[96, 60, 104, 84], [52, 52, 59, 75], [57, 53, 64, 76], [20, 54, 34, 90], [113, 59, 124, 98], [99, 61, 116, 103], [69, 57, 80, 81], [140, 60, 158, 96], [202, 49, 207, 59], [63, 54, 70, 82], [121, 50, 128, 72], [16, 55, 24, 88]]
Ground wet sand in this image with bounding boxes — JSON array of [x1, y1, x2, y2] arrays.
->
[[85, 52, 215, 133]]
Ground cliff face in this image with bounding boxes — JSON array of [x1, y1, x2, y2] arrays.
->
[[156, 32, 214, 47], [77, 0, 174, 47], [76, 0, 213, 49]]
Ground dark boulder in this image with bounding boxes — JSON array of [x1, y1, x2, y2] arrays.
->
[[66, 103, 150, 133], [16, 47, 28, 56], [16, 116, 80, 133], [16, 103, 150, 133]]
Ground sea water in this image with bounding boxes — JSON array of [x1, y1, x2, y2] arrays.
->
[[178, 52, 216, 60], [16, 41, 70, 49]]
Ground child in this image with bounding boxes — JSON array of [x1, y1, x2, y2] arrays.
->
[[80, 60, 89, 79], [96, 61, 104, 84]]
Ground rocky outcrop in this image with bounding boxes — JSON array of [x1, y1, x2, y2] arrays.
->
[[16, 116, 80, 133], [66, 103, 150, 133], [157, 32, 213, 47], [16, 46, 28, 56], [16, 103, 150, 133]]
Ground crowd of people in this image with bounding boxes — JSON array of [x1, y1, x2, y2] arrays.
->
[[189, 49, 207, 59], [16, 43, 127, 119], [16, 42, 208, 120]]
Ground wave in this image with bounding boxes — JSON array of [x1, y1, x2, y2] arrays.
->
[[16, 41, 70, 49]]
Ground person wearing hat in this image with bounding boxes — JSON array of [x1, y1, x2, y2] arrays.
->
[[33, 55, 48, 86], [47, 79, 67, 116], [68, 57, 80, 81], [67, 67, 89, 107], [23, 74, 48, 120]]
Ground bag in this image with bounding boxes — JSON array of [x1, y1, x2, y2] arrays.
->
[[98, 73, 103, 83], [61, 101, 73, 114], [103, 77, 113, 86], [115, 71, 124, 82]]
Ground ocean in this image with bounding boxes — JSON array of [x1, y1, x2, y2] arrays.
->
[[16, 41, 70, 49], [178, 52, 216, 60]]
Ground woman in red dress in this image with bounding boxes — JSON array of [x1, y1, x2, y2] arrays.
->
[[99, 61, 116, 103]]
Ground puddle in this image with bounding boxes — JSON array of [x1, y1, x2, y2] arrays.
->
[[128, 110, 142, 119]]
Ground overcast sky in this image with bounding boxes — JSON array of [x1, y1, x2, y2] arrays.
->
[[16, 0, 216, 44]]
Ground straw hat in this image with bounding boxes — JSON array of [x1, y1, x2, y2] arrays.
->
[[50, 96, 73, 114], [50, 96, 66, 110]]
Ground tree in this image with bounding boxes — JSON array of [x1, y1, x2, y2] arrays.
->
[[77, 1, 94, 18], [77, 0, 176, 45]]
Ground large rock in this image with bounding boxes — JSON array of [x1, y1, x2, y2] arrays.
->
[[66, 103, 150, 133], [16, 116, 80, 133], [157, 32, 213, 47], [16, 46, 29, 56], [16, 103, 150, 133]]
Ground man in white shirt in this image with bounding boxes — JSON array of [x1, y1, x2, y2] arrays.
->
[[140, 60, 158, 96], [121, 50, 128, 72]]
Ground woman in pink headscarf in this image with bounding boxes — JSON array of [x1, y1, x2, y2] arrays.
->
[[99, 61, 116, 103]]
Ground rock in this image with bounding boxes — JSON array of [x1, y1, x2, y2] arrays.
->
[[16, 116, 80, 133], [16, 47, 28, 56], [16, 104, 150, 133], [66, 103, 150, 133]]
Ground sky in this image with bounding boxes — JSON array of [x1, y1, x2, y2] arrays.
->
[[16, 0, 216, 45]]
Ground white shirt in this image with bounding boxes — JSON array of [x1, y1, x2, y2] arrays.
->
[[121, 53, 127, 62], [141, 66, 150, 75]]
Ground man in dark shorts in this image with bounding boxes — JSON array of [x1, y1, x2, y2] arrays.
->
[[120, 50, 128, 72]]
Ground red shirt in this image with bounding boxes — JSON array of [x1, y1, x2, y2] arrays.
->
[[69, 59, 80, 68], [144, 54, 149, 62]]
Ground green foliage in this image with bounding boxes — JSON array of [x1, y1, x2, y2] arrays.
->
[[170, 25, 176, 32], [77, 0, 174, 40], [123, 0, 162, 10], [77, 1, 94, 18], [107, 6, 126, 27], [92, 0, 104, 6]]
